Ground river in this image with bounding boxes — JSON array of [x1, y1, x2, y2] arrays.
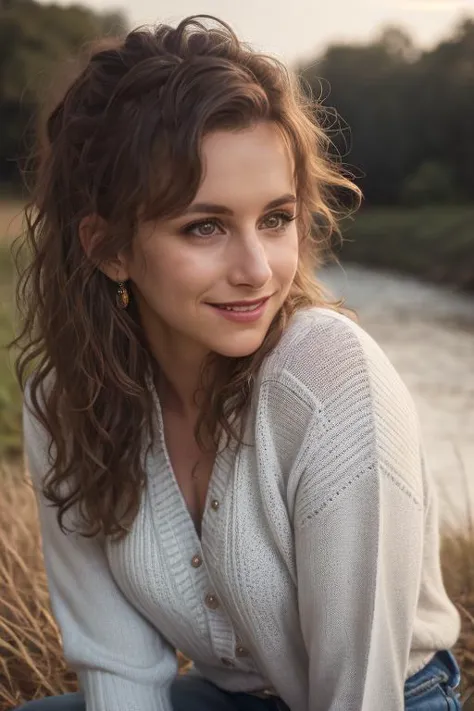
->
[[321, 264, 474, 529]]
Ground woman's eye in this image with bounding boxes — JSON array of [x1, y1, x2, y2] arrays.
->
[[182, 212, 295, 238], [264, 215, 280, 229], [261, 211, 295, 231], [184, 220, 220, 238]]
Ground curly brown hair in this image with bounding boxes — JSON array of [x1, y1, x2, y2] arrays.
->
[[13, 15, 361, 540]]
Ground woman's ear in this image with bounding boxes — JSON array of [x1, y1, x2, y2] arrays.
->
[[79, 214, 129, 282]]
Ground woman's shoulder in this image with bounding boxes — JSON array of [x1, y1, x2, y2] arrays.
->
[[261, 305, 410, 409], [257, 308, 422, 495], [265, 305, 385, 373], [272, 305, 369, 354]]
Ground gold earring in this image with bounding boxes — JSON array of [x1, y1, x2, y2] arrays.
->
[[116, 281, 130, 310]]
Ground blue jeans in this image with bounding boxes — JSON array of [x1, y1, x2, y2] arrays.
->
[[15, 650, 462, 710], [15, 675, 288, 711], [404, 650, 462, 709]]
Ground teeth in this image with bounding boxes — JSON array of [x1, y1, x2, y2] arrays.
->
[[220, 302, 262, 312]]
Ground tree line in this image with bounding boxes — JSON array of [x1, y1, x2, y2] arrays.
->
[[0, 0, 126, 185], [1, 0, 473, 206], [298, 21, 474, 205]]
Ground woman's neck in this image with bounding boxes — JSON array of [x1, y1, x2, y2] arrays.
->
[[154, 353, 216, 424]]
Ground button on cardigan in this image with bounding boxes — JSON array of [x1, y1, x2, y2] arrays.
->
[[24, 307, 461, 711]]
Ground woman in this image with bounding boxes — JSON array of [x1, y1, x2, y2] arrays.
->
[[14, 15, 461, 711]]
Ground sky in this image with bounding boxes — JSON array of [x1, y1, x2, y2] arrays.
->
[[47, 0, 474, 62]]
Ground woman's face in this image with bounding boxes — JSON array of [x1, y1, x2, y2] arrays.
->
[[121, 122, 299, 361]]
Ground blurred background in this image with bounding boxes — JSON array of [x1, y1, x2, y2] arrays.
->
[[0, 0, 473, 708]]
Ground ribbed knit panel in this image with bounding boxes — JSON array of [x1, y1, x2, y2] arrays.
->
[[79, 670, 174, 711], [24, 307, 461, 711]]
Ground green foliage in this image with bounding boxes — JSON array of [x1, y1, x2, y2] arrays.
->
[[402, 162, 457, 206], [0, 242, 22, 457], [1, 0, 474, 206], [0, 0, 127, 102], [340, 206, 474, 289], [299, 19, 474, 205], [0, 0, 128, 183]]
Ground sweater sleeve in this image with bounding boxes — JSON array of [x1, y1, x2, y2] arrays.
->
[[23, 396, 178, 711], [292, 315, 426, 711]]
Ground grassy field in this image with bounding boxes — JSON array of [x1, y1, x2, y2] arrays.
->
[[0, 199, 473, 708], [341, 205, 474, 291], [0, 201, 22, 457]]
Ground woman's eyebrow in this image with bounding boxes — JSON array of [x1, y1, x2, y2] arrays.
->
[[181, 193, 297, 217]]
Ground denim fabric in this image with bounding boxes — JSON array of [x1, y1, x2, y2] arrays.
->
[[404, 650, 462, 710], [14, 675, 284, 711], [15, 650, 461, 711]]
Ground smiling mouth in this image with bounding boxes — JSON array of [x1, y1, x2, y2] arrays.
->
[[206, 296, 271, 312]]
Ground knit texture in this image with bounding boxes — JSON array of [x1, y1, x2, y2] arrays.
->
[[24, 307, 461, 711]]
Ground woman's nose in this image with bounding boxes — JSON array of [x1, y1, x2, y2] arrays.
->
[[227, 233, 272, 289]]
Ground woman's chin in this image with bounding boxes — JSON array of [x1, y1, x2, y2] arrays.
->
[[209, 333, 268, 359]]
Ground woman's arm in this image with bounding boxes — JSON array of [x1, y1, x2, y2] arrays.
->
[[292, 317, 427, 710], [24, 394, 178, 711]]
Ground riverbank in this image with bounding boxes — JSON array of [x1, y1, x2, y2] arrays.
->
[[341, 206, 474, 292]]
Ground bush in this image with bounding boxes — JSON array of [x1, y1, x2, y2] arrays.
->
[[401, 162, 457, 206], [340, 206, 474, 291]]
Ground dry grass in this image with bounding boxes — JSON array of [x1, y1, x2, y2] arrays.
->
[[442, 518, 474, 709], [0, 462, 473, 711], [0, 462, 192, 710], [0, 462, 78, 710]]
